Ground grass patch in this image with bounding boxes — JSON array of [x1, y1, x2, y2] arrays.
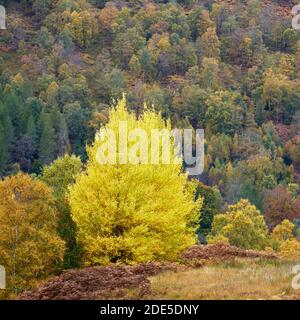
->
[[147, 259, 300, 300]]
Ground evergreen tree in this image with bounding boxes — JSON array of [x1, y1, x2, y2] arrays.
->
[[38, 113, 56, 165], [50, 107, 70, 157], [0, 123, 8, 175], [0, 102, 14, 164], [26, 115, 37, 142]]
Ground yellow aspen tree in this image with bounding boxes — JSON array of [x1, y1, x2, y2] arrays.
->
[[69, 96, 202, 266], [157, 33, 171, 51]]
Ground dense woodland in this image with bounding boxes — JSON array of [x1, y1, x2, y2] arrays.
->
[[1, 0, 300, 297]]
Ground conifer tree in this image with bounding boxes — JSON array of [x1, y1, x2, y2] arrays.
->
[[0, 123, 8, 175], [12, 115, 37, 172], [38, 113, 56, 165], [26, 115, 37, 142], [0, 102, 14, 170], [50, 107, 70, 157]]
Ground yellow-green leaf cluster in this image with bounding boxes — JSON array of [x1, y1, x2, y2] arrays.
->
[[209, 199, 269, 250], [271, 219, 300, 258], [69, 96, 202, 265], [272, 219, 294, 242]]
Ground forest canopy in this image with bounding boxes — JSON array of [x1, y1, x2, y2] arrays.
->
[[1, 0, 300, 297]]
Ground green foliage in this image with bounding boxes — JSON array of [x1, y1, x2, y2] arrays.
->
[[205, 91, 244, 136], [33, 0, 52, 21], [38, 112, 56, 165], [196, 182, 222, 236], [42, 154, 82, 268], [209, 199, 269, 250]]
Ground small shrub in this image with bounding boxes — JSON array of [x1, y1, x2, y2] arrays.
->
[[279, 239, 300, 258], [207, 234, 230, 245], [272, 219, 294, 241]]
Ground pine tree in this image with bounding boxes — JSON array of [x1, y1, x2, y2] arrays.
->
[[50, 107, 70, 157], [32, 0, 51, 21], [13, 114, 38, 172], [0, 102, 14, 166], [57, 116, 70, 157], [59, 28, 74, 54], [0, 123, 8, 175], [26, 115, 37, 142], [4, 92, 22, 139], [38, 113, 56, 165]]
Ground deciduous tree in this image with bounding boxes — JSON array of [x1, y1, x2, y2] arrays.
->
[[0, 174, 65, 297], [264, 186, 300, 228], [69, 96, 202, 265], [209, 199, 269, 250], [42, 155, 82, 268]]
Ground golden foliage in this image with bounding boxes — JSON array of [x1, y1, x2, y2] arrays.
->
[[272, 219, 294, 242], [69, 96, 202, 265], [279, 239, 300, 258], [0, 174, 65, 297]]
